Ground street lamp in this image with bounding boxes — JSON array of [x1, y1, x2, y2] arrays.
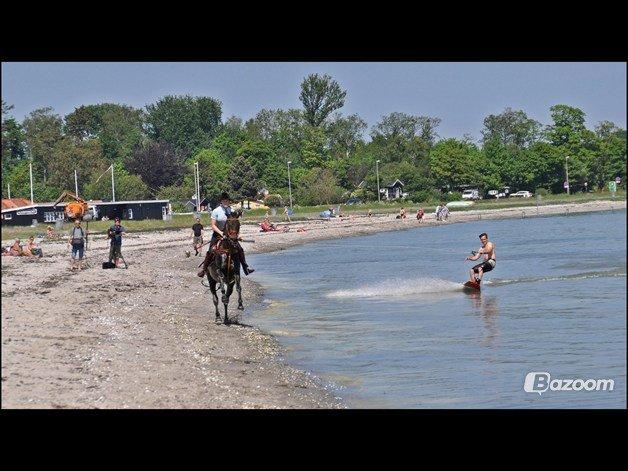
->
[[565, 155, 570, 195], [376, 160, 381, 203], [287, 161, 293, 209]]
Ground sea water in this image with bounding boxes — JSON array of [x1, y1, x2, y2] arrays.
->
[[246, 210, 627, 408]]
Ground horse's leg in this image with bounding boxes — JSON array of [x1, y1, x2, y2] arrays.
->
[[223, 281, 234, 324], [208, 274, 220, 322], [236, 274, 244, 310]]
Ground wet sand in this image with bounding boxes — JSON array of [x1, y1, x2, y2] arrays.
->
[[1, 199, 624, 408]]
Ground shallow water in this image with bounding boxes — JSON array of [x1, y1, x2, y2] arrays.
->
[[247, 211, 627, 408]]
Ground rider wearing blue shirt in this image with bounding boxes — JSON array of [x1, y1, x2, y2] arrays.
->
[[198, 192, 254, 277]]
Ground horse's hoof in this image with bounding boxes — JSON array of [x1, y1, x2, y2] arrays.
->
[[224, 318, 230, 325], [215, 316, 221, 324], [237, 304, 244, 310]]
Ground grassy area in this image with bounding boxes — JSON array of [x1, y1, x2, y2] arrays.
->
[[1, 213, 213, 242], [2, 191, 624, 242]]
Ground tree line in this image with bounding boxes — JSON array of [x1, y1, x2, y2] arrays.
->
[[2, 74, 625, 209]]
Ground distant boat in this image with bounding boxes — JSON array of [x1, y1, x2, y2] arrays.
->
[[446, 201, 474, 208]]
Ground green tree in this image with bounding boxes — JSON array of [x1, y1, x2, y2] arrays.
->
[[481, 108, 542, 148], [47, 137, 108, 191], [370, 112, 439, 166], [237, 139, 275, 183], [22, 107, 64, 181], [64, 103, 144, 161], [295, 167, 344, 205], [545, 104, 587, 147], [2, 103, 26, 176], [325, 113, 367, 159], [145, 95, 222, 154], [590, 121, 627, 189], [83, 162, 149, 201], [227, 155, 261, 201], [299, 74, 347, 127], [429, 138, 483, 189], [301, 126, 329, 169], [193, 148, 231, 201]]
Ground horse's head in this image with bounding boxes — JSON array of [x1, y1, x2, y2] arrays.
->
[[224, 211, 241, 243]]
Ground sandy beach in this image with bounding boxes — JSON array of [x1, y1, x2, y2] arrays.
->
[[1, 199, 625, 409]]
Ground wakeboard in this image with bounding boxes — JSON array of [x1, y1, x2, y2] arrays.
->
[[463, 280, 481, 291]]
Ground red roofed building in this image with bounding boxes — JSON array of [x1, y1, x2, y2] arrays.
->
[[1, 198, 32, 210]]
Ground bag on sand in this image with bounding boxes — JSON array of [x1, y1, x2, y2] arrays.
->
[[102, 261, 116, 269]]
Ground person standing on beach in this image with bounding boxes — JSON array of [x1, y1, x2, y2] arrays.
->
[[68, 219, 86, 270], [284, 205, 291, 222], [465, 232, 496, 284], [108, 217, 125, 267], [191, 217, 204, 256]]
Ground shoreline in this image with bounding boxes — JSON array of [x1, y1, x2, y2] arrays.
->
[[1, 199, 624, 409]]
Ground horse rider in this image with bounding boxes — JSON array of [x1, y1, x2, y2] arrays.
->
[[197, 192, 255, 277]]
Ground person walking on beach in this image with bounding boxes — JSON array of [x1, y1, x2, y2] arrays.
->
[[191, 217, 204, 256], [465, 232, 496, 284], [68, 219, 86, 270], [416, 208, 424, 221], [108, 217, 125, 267]]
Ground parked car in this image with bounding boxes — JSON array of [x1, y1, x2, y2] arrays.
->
[[512, 190, 532, 198], [345, 198, 363, 205], [462, 189, 481, 200], [486, 190, 499, 199]]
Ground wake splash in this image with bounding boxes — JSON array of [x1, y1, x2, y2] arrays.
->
[[327, 277, 463, 299], [485, 268, 626, 287]]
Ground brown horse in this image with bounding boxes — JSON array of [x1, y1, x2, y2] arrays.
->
[[203, 215, 244, 324]]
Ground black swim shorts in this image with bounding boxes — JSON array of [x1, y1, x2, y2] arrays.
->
[[473, 259, 496, 273]]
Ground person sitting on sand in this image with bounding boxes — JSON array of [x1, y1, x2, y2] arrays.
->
[[440, 204, 450, 221], [23, 236, 42, 258], [261, 218, 290, 233], [367, 209, 372, 218], [260, 219, 275, 232], [400, 207, 407, 219], [46, 226, 56, 239], [416, 208, 425, 221], [8, 239, 23, 256]]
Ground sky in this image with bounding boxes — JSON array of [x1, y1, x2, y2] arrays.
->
[[2, 62, 626, 140]]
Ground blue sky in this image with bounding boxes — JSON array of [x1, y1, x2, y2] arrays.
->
[[2, 62, 625, 140]]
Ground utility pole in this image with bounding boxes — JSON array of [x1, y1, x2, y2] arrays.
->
[[287, 160, 293, 209], [29, 162, 34, 204], [194, 162, 201, 212], [376, 159, 381, 203], [565, 155, 570, 195], [110, 164, 116, 202], [74, 170, 79, 197], [7, 183, 11, 199]]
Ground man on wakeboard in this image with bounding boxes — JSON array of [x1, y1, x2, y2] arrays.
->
[[465, 232, 496, 284]]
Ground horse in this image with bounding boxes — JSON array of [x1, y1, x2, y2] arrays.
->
[[203, 215, 245, 324]]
